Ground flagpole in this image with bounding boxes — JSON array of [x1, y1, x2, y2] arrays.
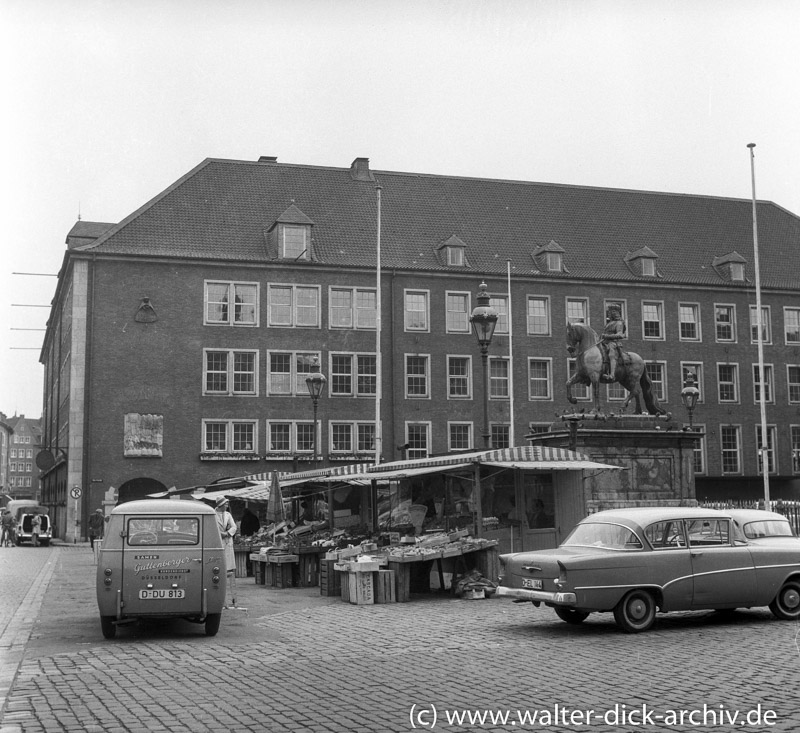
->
[[506, 260, 515, 446], [374, 185, 383, 466], [748, 143, 770, 506]]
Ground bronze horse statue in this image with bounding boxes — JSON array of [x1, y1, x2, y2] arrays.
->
[[565, 321, 665, 415]]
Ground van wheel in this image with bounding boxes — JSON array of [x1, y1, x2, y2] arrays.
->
[[40, 539, 50, 547], [554, 607, 590, 624], [769, 580, 800, 620], [205, 613, 221, 636], [613, 590, 656, 633], [100, 616, 116, 639]]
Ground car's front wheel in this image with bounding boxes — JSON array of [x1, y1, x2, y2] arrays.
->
[[769, 580, 800, 620], [613, 590, 656, 633], [554, 607, 590, 625]]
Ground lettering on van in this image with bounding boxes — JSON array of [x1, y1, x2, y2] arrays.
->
[[134, 555, 159, 560], [133, 556, 193, 575]]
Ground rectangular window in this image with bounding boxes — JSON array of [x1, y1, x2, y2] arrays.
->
[[268, 284, 320, 327], [448, 423, 472, 451], [607, 382, 626, 401], [566, 298, 587, 324], [330, 422, 376, 455], [752, 364, 774, 404], [282, 224, 308, 259], [717, 364, 739, 403], [268, 351, 320, 395], [791, 426, 800, 474], [681, 362, 704, 403], [645, 361, 667, 401], [491, 424, 510, 449], [750, 305, 771, 344], [329, 287, 377, 329], [720, 425, 741, 474], [784, 307, 800, 344], [756, 425, 777, 475], [404, 290, 429, 331], [203, 349, 258, 395], [204, 281, 258, 326], [715, 304, 736, 342], [490, 296, 509, 334], [329, 353, 377, 397], [445, 292, 470, 333], [678, 303, 701, 341], [447, 247, 464, 266], [489, 357, 509, 398], [642, 301, 664, 339], [528, 358, 551, 400], [527, 296, 550, 335], [447, 356, 472, 398], [406, 423, 430, 459], [788, 365, 800, 404], [202, 420, 257, 454], [405, 355, 430, 398], [568, 358, 590, 401], [266, 421, 316, 454], [691, 424, 706, 474]]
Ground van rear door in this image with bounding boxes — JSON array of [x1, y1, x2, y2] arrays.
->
[[121, 514, 205, 616]]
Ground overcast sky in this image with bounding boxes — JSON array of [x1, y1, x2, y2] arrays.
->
[[1, 0, 798, 420]]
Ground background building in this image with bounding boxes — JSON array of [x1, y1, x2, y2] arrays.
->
[[39, 156, 800, 540], [2, 414, 42, 501]]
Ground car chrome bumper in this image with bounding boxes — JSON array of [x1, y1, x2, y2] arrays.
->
[[496, 586, 577, 604]]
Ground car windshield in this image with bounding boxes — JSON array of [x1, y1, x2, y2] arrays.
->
[[563, 522, 643, 550], [742, 520, 794, 539]]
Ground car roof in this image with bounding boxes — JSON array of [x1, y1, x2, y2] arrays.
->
[[726, 509, 789, 523], [581, 506, 729, 530], [110, 499, 215, 515]]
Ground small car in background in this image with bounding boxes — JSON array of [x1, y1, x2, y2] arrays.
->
[[727, 509, 797, 543], [15, 506, 52, 546], [496, 507, 800, 633]]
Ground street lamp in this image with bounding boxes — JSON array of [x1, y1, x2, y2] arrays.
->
[[305, 356, 327, 462], [680, 371, 700, 429], [470, 281, 498, 448]]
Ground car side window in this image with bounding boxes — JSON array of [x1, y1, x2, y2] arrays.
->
[[645, 520, 686, 549], [686, 519, 731, 546]]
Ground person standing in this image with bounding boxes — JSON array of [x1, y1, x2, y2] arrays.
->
[[1, 510, 16, 547], [88, 509, 105, 552], [31, 511, 42, 547], [215, 498, 237, 607]]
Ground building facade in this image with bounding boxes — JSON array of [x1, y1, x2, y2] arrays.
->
[[39, 156, 800, 540], [2, 415, 42, 501]]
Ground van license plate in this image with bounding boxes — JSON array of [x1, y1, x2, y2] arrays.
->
[[139, 589, 185, 600], [522, 578, 542, 590]]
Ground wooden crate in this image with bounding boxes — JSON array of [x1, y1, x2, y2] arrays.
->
[[374, 569, 396, 604], [250, 557, 268, 585], [298, 551, 320, 588], [319, 559, 341, 597], [347, 571, 374, 605]]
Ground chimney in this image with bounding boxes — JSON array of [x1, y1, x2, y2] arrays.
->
[[350, 157, 374, 182], [258, 156, 278, 163]]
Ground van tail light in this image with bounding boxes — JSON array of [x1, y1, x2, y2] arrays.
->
[[104, 568, 113, 586]]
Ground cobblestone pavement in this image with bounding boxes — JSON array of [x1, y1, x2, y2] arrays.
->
[[1, 543, 799, 733]]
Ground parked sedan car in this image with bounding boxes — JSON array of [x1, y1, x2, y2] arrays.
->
[[496, 507, 800, 633], [727, 509, 797, 543]]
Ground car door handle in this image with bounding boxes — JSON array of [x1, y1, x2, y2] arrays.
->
[[192, 558, 203, 563], [690, 551, 703, 557]]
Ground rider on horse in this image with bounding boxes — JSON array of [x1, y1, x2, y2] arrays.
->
[[599, 305, 626, 383]]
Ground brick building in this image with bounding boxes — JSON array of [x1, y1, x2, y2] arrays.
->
[[2, 414, 42, 501], [39, 155, 800, 541]]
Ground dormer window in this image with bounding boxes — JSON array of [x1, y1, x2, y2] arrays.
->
[[437, 234, 469, 268], [730, 262, 744, 281], [282, 224, 308, 259], [447, 246, 465, 266], [546, 252, 562, 272], [624, 246, 659, 277], [641, 258, 656, 276], [712, 251, 747, 283], [267, 203, 315, 261], [532, 240, 566, 273]]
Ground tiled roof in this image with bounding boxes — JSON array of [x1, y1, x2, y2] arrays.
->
[[76, 158, 800, 288]]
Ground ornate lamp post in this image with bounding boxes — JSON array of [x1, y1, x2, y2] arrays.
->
[[470, 282, 498, 448], [680, 372, 700, 429], [305, 357, 327, 462]]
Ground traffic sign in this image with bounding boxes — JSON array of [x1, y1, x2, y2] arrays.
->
[[70, 486, 82, 500]]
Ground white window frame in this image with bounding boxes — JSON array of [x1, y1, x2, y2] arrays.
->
[[405, 422, 431, 459], [267, 284, 321, 328], [527, 296, 551, 336], [329, 421, 376, 455], [787, 365, 800, 404], [641, 300, 665, 340], [448, 422, 473, 452], [750, 305, 772, 344], [755, 424, 778, 475], [281, 224, 309, 260], [606, 382, 627, 401], [566, 297, 588, 325], [266, 420, 317, 455], [447, 247, 465, 266], [641, 258, 656, 276], [790, 425, 800, 474], [201, 419, 258, 454], [680, 362, 704, 403], [752, 363, 774, 404], [717, 363, 739, 403], [720, 424, 742, 475], [546, 252, 562, 272], [528, 357, 552, 400], [490, 295, 509, 335], [490, 423, 511, 449], [784, 306, 800, 345], [645, 361, 668, 402], [489, 356, 510, 399], [445, 292, 471, 333], [447, 355, 472, 399], [405, 354, 430, 399], [204, 281, 259, 327], [678, 303, 701, 341], [404, 289, 430, 332], [267, 350, 321, 396], [714, 303, 737, 343], [690, 423, 706, 475], [329, 353, 377, 397], [329, 287, 377, 330], [202, 349, 259, 396]]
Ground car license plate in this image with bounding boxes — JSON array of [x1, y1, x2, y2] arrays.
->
[[139, 589, 185, 600], [522, 578, 543, 590]]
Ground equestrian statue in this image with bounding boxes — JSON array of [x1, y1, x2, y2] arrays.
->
[[566, 305, 665, 415]]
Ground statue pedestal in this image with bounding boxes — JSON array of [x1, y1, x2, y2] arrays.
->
[[529, 413, 700, 512]]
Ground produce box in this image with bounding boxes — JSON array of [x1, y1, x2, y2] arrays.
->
[[268, 554, 299, 564]]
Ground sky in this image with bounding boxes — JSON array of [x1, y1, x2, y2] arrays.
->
[[1, 0, 798, 420]]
